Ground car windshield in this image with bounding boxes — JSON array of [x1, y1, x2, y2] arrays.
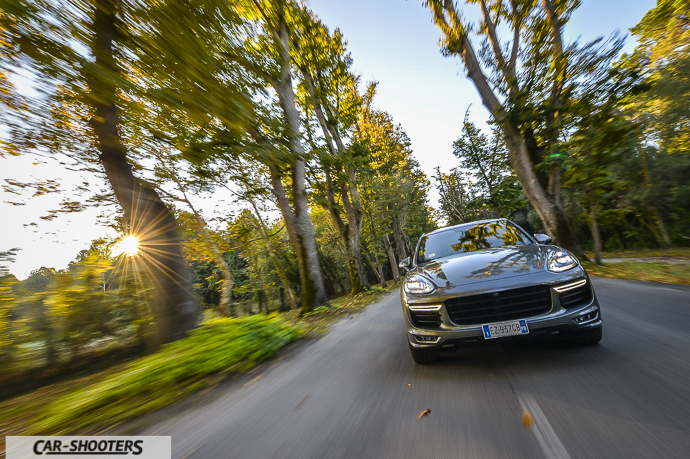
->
[[417, 221, 531, 263]]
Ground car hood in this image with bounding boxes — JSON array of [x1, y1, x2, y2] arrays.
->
[[413, 244, 559, 289]]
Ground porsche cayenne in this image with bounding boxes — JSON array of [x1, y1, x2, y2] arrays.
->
[[400, 219, 603, 364]]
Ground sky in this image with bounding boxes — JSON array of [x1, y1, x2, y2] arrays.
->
[[0, 0, 656, 279]]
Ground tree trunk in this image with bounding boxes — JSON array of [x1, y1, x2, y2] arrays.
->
[[269, 164, 328, 314], [653, 208, 672, 247], [248, 199, 298, 310], [341, 183, 369, 294], [361, 245, 385, 287], [197, 224, 234, 317], [365, 207, 387, 287], [390, 211, 408, 262], [89, 0, 197, 344], [589, 185, 602, 264], [383, 233, 400, 282], [268, 11, 328, 314]]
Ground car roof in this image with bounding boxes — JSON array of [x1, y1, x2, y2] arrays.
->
[[424, 218, 509, 237]]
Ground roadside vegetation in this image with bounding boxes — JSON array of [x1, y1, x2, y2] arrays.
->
[[584, 262, 690, 286], [581, 248, 690, 285], [585, 248, 690, 260], [0, 284, 394, 446]]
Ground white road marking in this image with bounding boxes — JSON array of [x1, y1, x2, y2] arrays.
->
[[517, 392, 572, 459]]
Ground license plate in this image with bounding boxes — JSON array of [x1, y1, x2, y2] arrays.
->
[[482, 319, 529, 339]]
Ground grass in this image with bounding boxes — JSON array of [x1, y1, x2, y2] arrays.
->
[[0, 283, 396, 450], [283, 284, 398, 336], [585, 247, 690, 260], [583, 261, 690, 286]]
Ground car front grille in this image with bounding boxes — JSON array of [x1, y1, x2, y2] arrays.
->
[[444, 285, 552, 325], [557, 280, 592, 308], [410, 310, 442, 328]]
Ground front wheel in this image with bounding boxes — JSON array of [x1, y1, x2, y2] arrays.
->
[[409, 342, 440, 364]]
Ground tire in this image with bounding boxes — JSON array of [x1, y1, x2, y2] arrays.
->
[[572, 327, 602, 346], [409, 343, 440, 364]]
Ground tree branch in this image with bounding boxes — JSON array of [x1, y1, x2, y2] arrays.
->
[[541, 0, 566, 108], [508, 0, 521, 80], [479, 0, 510, 82], [428, 1, 503, 116]]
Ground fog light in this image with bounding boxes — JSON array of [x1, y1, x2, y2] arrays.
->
[[574, 311, 598, 323], [415, 335, 440, 343]]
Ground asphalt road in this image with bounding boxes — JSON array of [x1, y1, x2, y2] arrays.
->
[[141, 277, 690, 459]]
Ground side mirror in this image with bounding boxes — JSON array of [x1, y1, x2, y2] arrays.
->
[[398, 257, 411, 271], [534, 233, 553, 244]]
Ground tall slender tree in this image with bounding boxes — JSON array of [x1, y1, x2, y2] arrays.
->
[[294, 11, 370, 294], [245, 0, 329, 313]]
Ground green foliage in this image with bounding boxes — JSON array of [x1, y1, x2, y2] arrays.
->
[[623, 0, 690, 152], [17, 267, 57, 295], [0, 273, 18, 356], [33, 315, 304, 434], [435, 115, 521, 224], [353, 84, 437, 264], [0, 237, 156, 380]]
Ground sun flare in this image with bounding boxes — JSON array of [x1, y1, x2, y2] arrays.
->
[[112, 235, 140, 257]]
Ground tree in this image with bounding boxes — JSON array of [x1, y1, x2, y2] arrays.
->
[[1, 0, 211, 344], [561, 60, 646, 261], [623, 0, 690, 153], [563, 115, 636, 263], [223, 162, 299, 311], [433, 167, 478, 225], [0, 273, 17, 365], [233, 0, 329, 314], [294, 10, 370, 294], [421, 0, 623, 255], [151, 152, 236, 317], [450, 113, 521, 218], [354, 84, 436, 272]]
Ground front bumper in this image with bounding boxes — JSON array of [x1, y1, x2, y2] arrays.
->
[[403, 274, 602, 352]]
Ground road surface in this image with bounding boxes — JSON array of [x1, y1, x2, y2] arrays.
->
[[140, 277, 690, 458]]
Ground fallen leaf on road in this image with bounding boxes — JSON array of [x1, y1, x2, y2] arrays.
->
[[408, 384, 411, 387], [294, 394, 310, 410], [418, 409, 431, 419], [350, 316, 354, 319], [522, 411, 534, 429]]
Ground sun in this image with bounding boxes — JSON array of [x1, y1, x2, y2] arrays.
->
[[112, 235, 140, 257]]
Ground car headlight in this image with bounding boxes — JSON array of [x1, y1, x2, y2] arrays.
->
[[548, 250, 578, 272], [404, 275, 436, 294]]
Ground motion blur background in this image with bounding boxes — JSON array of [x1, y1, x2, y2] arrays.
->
[[1, 0, 689, 456]]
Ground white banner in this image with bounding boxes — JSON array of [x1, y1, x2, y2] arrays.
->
[[6, 437, 171, 459]]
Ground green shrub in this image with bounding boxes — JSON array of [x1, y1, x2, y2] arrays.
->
[[33, 315, 304, 433]]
